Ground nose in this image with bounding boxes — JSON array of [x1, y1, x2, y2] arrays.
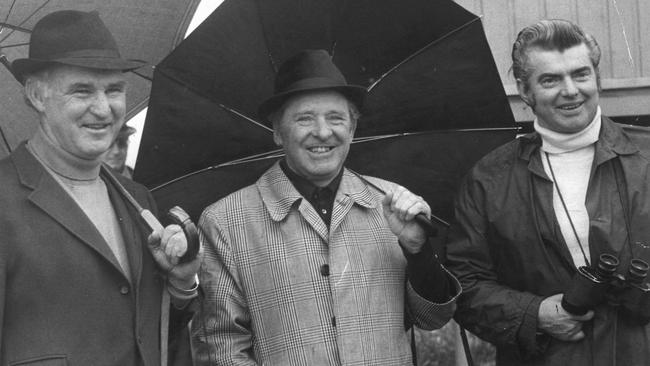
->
[[89, 92, 111, 118], [561, 77, 579, 97], [312, 116, 333, 140]]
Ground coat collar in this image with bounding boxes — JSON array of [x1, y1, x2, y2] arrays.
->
[[519, 116, 639, 177], [257, 162, 377, 222], [11, 142, 138, 281]]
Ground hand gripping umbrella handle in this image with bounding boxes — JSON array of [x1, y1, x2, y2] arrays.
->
[[348, 169, 450, 237], [166, 206, 200, 263], [101, 167, 199, 263]]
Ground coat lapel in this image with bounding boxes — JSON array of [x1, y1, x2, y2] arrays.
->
[[104, 170, 144, 285], [258, 162, 329, 241], [13, 144, 127, 277]]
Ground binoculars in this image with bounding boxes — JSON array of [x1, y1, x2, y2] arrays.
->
[[561, 253, 650, 322]]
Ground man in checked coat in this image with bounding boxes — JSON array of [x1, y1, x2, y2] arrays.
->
[[192, 49, 460, 365]]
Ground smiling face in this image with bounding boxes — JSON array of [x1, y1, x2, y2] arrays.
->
[[27, 64, 127, 162], [517, 43, 599, 134], [273, 90, 357, 187]]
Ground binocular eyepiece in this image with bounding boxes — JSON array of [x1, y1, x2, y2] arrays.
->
[[561, 254, 650, 322]]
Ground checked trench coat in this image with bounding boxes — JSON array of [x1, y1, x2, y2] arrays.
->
[[192, 162, 459, 365]]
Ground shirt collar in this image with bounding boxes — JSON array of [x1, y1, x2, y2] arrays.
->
[[279, 159, 343, 200], [258, 162, 377, 222]]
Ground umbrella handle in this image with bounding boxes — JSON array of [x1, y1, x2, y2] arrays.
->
[[167, 206, 200, 264], [139, 206, 199, 264], [414, 213, 440, 237], [0, 54, 21, 83], [347, 168, 450, 236], [101, 166, 199, 263]]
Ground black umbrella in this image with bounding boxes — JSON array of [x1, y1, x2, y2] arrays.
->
[[135, 0, 518, 224], [0, 0, 201, 159]]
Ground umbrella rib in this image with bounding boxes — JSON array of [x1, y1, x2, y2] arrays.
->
[[228, 149, 284, 164], [156, 66, 273, 132], [255, 0, 278, 73], [0, 0, 17, 33], [0, 0, 51, 44], [0, 41, 29, 48], [130, 69, 153, 82], [367, 16, 482, 92], [347, 167, 450, 228], [221, 105, 273, 132], [151, 152, 284, 192], [351, 126, 521, 143]]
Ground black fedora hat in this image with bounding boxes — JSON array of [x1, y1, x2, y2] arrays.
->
[[12, 10, 146, 83], [258, 49, 367, 122]]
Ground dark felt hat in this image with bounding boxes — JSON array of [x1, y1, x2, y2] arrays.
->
[[258, 49, 366, 122], [12, 10, 146, 83]]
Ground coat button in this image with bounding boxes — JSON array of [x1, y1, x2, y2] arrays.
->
[[120, 286, 130, 295], [320, 264, 330, 276]]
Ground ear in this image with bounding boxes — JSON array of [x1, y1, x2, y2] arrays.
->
[[516, 78, 532, 107], [349, 118, 357, 136], [272, 128, 283, 147], [25, 79, 47, 113]]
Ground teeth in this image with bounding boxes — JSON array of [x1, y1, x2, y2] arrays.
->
[[559, 103, 581, 110], [309, 146, 331, 153], [84, 124, 110, 130]]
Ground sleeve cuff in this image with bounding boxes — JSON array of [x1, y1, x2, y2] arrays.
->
[[517, 295, 547, 358], [400, 239, 454, 302]]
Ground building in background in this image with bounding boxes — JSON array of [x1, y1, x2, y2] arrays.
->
[[456, 0, 650, 124]]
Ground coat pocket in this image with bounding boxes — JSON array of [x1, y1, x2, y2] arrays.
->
[[10, 355, 67, 366]]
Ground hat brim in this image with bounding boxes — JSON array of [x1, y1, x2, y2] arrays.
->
[[12, 57, 146, 84], [258, 84, 367, 125]]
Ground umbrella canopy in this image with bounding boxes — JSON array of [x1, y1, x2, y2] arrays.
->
[[135, 0, 517, 223], [0, 0, 201, 159]]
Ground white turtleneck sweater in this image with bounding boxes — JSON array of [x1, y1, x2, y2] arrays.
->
[[536, 107, 602, 268]]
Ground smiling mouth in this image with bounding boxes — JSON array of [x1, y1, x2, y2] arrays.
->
[[83, 123, 112, 130], [308, 146, 334, 153], [557, 102, 583, 111]]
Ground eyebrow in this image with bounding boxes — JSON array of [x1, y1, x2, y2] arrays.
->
[[107, 80, 127, 89], [65, 80, 127, 92], [538, 66, 592, 79], [571, 66, 592, 74]]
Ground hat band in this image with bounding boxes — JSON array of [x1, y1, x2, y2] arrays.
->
[[33, 48, 122, 61], [278, 76, 349, 94]]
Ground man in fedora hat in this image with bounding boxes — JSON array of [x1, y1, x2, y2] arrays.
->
[[192, 49, 460, 365], [0, 10, 200, 366]]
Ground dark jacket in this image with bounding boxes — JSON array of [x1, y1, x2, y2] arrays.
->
[[0, 144, 180, 365], [446, 118, 650, 366]]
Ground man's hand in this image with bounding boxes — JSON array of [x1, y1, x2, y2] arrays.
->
[[382, 186, 431, 253], [538, 293, 594, 341], [147, 224, 201, 286]]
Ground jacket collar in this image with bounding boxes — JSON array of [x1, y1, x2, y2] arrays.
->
[[11, 142, 137, 281], [257, 161, 377, 222], [519, 116, 639, 176]]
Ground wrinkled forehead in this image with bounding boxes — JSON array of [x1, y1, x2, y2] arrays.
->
[[525, 43, 594, 74], [284, 90, 350, 109], [37, 64, 126, 86]]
